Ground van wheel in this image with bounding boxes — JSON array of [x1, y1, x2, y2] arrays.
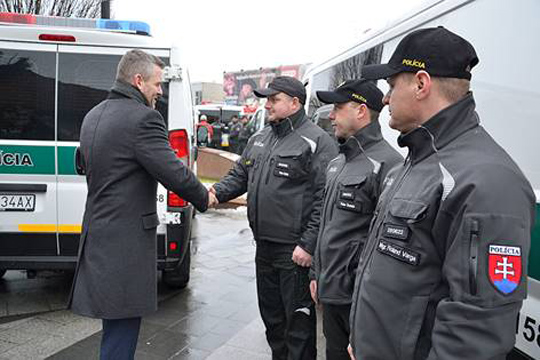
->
[[0, 270, 6, 279], [162, 242, 191, 289]]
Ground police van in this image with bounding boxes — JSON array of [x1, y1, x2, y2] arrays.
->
[[302, 0, 539, 358], [0, 12, 197, 288]]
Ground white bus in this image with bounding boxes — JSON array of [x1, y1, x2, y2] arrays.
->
[[302, 0, 540, 358], [0, 12, 197, 288]]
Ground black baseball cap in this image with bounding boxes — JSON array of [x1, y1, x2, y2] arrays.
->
[[316, 79, 384, 112], [254, 76, 306, 104], [362, 26, 479, 80]]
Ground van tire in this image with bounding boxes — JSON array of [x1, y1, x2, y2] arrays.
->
[[162, 241, 191, 289]]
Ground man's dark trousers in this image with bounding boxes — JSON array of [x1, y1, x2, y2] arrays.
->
[[322, 304, 350, 360], [256, 242, 317, 360], [100, 317, 142, 360]]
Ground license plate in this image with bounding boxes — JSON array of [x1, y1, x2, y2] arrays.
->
[[0, 193, 36, 211]]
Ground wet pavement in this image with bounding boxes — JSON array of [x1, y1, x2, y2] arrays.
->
[[0, 207, 324, 359]]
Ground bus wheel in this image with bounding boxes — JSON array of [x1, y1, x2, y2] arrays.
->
[[162, 241, 191, 289]]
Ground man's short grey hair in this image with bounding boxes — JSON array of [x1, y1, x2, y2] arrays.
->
[[116, 49, 165, 83]]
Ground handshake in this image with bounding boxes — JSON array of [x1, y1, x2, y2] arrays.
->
[[207, 186, 219, 208]]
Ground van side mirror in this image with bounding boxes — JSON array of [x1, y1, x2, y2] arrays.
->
[[75, 147, 86, 175]]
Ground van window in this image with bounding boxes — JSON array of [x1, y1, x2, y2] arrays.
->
[[58, 53, 121, 141], [308, 44, 383, 117], [0, 49, 56, 140], [58, 53, 170, 141]]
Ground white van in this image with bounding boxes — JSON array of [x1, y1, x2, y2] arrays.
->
[[0, 13, 196, 288], [303, 0, 540, 358]]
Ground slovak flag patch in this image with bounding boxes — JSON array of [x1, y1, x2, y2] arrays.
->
[[488, 244, 522, 295]]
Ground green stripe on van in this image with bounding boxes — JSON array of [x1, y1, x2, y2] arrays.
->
[[58, 146, 77, 175], [528, 203, 540, 281], [0, 145, 55, 174]]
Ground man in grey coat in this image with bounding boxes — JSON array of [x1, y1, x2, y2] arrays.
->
[[69, 49, 211, 360]]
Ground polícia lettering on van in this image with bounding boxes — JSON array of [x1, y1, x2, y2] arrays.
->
[[0, 151, 34, 167]]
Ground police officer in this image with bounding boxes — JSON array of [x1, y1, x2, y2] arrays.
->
[[348, 27, 535, 360], [309, 80, 402, 360], [211, 76, 338, 359]]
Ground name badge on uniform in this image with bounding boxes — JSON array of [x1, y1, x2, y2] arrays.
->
[[337, 200, 361, 213], [340, 190, 355, 200], [383, 223, 409, 241], [377, 239, 420, 266], [274, 169, 292, 178]]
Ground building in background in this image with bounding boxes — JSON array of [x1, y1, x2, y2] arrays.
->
[[223, 64, 308, 111], [192, 82, 224, 105]]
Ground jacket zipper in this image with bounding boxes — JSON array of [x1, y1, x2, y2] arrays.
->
[[264, 137, 281, 185], [468, 219, 480, 295], [316, 160, 346, 274], [350, 157, 413, 342], [254, 135, 280, 237], [327, 162, 346, 222]]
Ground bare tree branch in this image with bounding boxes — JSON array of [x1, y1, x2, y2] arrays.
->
[[1, 0, 102, 18]]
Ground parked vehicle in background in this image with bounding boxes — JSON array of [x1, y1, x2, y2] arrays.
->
[[310, 104, 334, 141], [0, 12, 196, 288], [302, 0, 540, 358], [194, 104, 244, 150]]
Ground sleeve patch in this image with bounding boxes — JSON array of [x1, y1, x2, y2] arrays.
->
[[488, 244, 522, 295]]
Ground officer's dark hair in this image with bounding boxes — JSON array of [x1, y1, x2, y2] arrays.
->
[[368, 109, 380, 122], [433, 77, 470, 103], [116, 49, 165, 83]]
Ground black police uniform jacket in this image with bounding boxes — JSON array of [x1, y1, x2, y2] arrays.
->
[[214, 108, 338, 253], [349, 93, 535, 360], [69, 81, 208, 319], [312, 120, 402, 305]]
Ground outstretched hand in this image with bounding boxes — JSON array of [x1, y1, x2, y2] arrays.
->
[[208, 187, 219, 208]]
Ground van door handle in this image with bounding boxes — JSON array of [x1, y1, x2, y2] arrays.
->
[[0, 183, 47, 192]]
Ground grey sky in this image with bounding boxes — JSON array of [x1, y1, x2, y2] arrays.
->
[[113, 0, 426, 83]]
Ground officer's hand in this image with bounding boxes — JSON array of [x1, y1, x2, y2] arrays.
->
[[292, 246, 312, 267], [348, 344, 356, 360], [208, 188, 219, 208], [309, 280, 318, 304]]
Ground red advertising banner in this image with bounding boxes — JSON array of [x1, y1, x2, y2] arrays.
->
[[223, 64, 307, 110]]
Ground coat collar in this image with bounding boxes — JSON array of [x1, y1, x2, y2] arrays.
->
[[398, 92, 479, 164], [270, 108, 307, 138], [109, 80, 150, 107], [338, 120, 383, 161]]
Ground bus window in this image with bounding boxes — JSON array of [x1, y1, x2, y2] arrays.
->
[[308, 44, 383, 117]]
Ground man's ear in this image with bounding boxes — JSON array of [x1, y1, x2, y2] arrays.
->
[[414, 70, 432, 100], [133, 73, 144, 91]]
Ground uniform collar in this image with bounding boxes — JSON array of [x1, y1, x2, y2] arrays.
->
[[339, 120, 383, 161], [398, 92, 479, 164], [270, 108, 306, 138], [109, 80, 150, 107]]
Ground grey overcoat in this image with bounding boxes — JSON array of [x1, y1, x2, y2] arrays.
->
[[69, 81, 208, 319]]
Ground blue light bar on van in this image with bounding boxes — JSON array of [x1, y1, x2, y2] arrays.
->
[[96, 19, 150, 34]]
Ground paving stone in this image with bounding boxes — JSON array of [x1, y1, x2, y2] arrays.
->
[[138, 329, 192, 358], [207, 344, 271, 360], [169, 347, 211, 360]]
